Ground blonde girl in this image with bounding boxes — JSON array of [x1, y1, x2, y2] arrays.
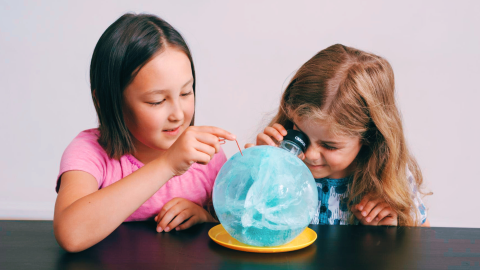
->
[[248, 44, 429, 226]]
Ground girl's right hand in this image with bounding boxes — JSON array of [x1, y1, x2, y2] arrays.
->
[[245, 123, 287, 149], [160, 126, 236, 176]]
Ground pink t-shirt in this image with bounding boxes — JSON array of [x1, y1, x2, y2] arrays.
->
[[56, 129, 227, 222]]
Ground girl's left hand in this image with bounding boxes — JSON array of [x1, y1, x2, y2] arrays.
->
[[155, 197, 216, 232], [352, 194, 398, 226]]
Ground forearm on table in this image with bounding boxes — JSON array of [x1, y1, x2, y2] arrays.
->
[[54, 158, 174, 252]]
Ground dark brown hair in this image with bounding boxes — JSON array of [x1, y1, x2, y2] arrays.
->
[[90, 13, 196, 159], [269, 44, 428, 226]]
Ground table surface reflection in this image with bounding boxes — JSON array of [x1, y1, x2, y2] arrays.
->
[[0, 220, 479, 270]]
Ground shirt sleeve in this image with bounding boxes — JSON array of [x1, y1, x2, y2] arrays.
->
[[56, 130, 107, 192], [406, 168, 428, 225]]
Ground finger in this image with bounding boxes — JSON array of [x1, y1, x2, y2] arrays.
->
[[378, 216, 398, 226], [194, 126, 236, 141], [356, 194, 372, 211], [165, 209, 195, 232], [157, 198, 182, 224], [158, 203, 188, 232], [365, 203, 388, 223], [256, 133, 277, 147], [361, 198, 383, 218], [244, 143, 255, 148], [193, 141, 217, 160], [191, 151, 213, 165], [264, 126, 284, 142], [351, 206, 364, 221], [176, 216, 199, 231], [375, 207, 394, 222], [156, 198, 183, 231], [272, 123, 288, 136], [192, 132, 222, 153]]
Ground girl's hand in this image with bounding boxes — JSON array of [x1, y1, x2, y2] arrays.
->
[[161, 126, 235, 176], [244, 123, 287, 149], [154, 197, 216, 232], [352, 194, 398, 226]]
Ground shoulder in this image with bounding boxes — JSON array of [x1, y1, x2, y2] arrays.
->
[[61, 129, 107, 162], [57, 129, 110, 191]]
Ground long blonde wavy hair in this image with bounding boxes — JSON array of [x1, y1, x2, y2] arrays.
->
[[269, 44, 428, 226]]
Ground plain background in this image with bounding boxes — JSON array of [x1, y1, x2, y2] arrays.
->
[[1, 1, 479, 227]]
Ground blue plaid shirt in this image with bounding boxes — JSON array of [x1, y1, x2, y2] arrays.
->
[[311, 169, 427, 225]]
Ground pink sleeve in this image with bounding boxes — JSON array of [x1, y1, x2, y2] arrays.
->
[[56, 130, 107, 192]]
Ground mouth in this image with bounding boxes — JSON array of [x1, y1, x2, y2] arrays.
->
[[162, 126, 181, 135], [306, 163, 326, 168]]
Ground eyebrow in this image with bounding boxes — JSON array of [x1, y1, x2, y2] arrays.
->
[[293, 122, 341, 145], [145, 78, 194, 95]]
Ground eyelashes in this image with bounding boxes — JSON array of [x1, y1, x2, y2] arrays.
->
[[181, 91, 193, 97], [322, 144, 338, 151], [148, 91, 193, 106], [148, 100, 165, 106]]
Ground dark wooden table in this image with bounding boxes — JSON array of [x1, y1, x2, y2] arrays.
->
[[0, 220, 479, 270]]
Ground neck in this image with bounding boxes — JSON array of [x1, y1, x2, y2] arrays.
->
[[131, 138, 165, 165]]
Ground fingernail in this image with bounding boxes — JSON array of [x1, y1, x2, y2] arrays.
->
[[362, 211, 367, 217], [154, 216, 158, 222], [358, 206, 363, 211], [375, 217, 379, 221], [277, 136, 282, 140], [165, 227, 170, 232], [366, 217, 371, 222], [176, 227, 179, 231], [157, 227, 163, 232]]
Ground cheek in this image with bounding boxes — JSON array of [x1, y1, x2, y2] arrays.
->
[[129, 107, 165, 133], [325, 151, 354, 168], [323, 152, 342, 167], [183, 97, 195, 122]]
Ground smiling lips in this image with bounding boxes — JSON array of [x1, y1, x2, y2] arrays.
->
[[163, 126, 180, 135], [308, 163, 326, 168]]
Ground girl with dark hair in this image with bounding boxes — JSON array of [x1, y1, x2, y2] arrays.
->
[[247, 44, 430, 227], [53, 13, 236, 252]]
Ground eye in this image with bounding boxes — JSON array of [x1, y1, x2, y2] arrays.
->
[[322, 144, 337, 151], [148, 99, 165, 106], [181, 91, 193, 97]]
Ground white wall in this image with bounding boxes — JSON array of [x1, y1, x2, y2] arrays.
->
[[1, 0, 479, 227]]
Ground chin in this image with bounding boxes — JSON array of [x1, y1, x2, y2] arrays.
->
[[311, 172, 329, 179]]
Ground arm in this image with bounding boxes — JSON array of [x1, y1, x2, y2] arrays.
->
[[54, 156, 175, 252], [54, 126, 235, 252]]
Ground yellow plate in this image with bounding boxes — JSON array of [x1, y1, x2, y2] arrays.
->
[[208, 224, 317, 253]]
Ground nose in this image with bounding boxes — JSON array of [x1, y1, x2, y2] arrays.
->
[[304, 144, 322, 164], [167, 98, 184, 122]]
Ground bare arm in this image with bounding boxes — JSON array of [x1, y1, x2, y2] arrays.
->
[[53, 156, 174, 253], [53, 126, 236, 253]]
